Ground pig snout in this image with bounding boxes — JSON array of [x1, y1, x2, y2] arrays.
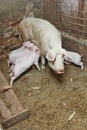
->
[[47, 53, 65, 74], [48, 60, 65, 74], [57, 69, 64, 74], [56, 66, 64, 74]]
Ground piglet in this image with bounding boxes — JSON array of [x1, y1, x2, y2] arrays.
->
[[8, 41, 33, 65], [9, 45, 40, 86], [64, 51, 83, 70]]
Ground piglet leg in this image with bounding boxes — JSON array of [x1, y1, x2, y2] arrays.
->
[[9, 72, 14, 77], [41, 55, 46, 72], [64, 61, 71, 65], [34, 61, 41, 71], [80, 62, 83, 70], [9, 63, 15, 73], [7, 59, 10, 67], [10, 75, 16, 86]]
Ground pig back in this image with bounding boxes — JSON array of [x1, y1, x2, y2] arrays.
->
[[19, 18, 62, 54]]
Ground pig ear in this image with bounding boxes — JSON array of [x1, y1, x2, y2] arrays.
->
[[67, 57, 72, 61], [46, 50, 56, 61]]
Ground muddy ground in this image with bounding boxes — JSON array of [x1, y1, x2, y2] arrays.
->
[[0, 38, 87, 130]]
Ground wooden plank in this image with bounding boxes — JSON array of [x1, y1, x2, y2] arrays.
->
[[0, 71, 23, 115], [1, 109, 29, 128], [0, 71, 8, 86], [0, 99, 12, 120], [0, 71, 29, 128], [0, 86, 12, 93], [4, 89, 24, 115]]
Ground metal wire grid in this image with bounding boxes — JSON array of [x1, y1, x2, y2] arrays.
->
[[41, 0, 87, 40]]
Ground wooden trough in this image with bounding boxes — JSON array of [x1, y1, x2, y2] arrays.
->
[[0, 71, 29, 129]]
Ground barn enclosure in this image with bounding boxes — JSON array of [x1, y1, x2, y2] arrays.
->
[[42, 0, 87, 44], [0, 0, 87, 130]]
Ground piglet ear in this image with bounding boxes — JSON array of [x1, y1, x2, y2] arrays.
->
[[46, 50, 56, 61]]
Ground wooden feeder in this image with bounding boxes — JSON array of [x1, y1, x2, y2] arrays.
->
[[0, 71, 29, 129]]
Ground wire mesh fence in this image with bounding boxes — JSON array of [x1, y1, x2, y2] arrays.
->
[[40, 0, 87, 43]]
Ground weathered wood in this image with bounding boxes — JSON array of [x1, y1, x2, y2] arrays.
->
[[1, 109, 29, 128], [0, 86, 12, 93], [4, 89, 24, 115], [0, 99, 12, 119], [0, 71, 29, 128], [0, 71, 8, 86], [0, 71, 23, 115]]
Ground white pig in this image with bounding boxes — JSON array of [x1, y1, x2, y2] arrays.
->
[[18, 17, 67, 74], [64, 51, 83, 70], [10, 45, 40, 86], [8, 41, 33, 65]]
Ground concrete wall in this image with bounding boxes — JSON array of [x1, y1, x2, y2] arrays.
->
[[0, 0, 42, 56]]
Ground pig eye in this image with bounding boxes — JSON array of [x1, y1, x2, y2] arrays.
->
[[35, 49, 40, 53], [51, 57, 56, 64]]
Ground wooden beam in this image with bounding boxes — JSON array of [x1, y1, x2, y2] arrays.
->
[[0, 71, 24, 115], [1, 109, 29, 128], [0, 71, 30, 128], [4, 89, 24, 115], [0, 99, 12, 120], [0, 86, 12, 93], [0, 71, 9, 86]]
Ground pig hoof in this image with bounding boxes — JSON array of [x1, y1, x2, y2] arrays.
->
[[41, 69, 45, 73], [81, 62, 83, 70], [38, 68, 41, 72], [10, 81, 13, 87], [41, 64, 45, 69], [64, 61, 71, 65], [7, 59, 10, 67], [41, 65, 45, 73], [41, 67, 45, 73]]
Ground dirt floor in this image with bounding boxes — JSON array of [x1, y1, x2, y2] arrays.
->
[[0, 38, 87, 130], [0, 1, 87, 130]]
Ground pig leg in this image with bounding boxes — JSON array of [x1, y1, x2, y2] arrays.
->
[[80, 62, 83, 70], [34, 61, 41, 71], [74, 61, 83, 70], [10, 76, 15, 86], [10, 73, 17, 86], [18, 32, 23, 42], [10, 66, 23, 86], [64, 61, 71, 64], [9, 72, 14, 77], [9, 64, 14, 73], [9, 63, 15, 73], [7, 59, 10, 67], [41, 55, 46, 72]]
